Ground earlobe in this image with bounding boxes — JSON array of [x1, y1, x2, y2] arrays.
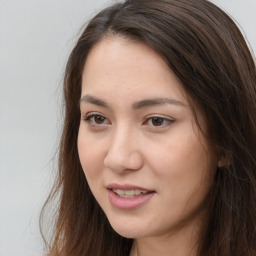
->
[[217, 153, 232, 168]]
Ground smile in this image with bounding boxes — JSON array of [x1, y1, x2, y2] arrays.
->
[[107, 184, 156, 209], [112, 189, 149, 198]]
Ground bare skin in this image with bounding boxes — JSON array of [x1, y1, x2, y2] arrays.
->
[[78, 36, 218, 256]]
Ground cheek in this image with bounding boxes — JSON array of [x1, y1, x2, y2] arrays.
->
[[77, 127, 105, 179], [145, 134, 202, 174], [145, 131, 216, 199]]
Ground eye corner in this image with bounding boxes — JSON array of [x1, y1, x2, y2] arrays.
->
[[143, 115, 175, 128], [82, 112, 111, 127]]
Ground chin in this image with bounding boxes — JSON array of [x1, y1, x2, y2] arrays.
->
[[112, 226, 144, 239], [108, 218, 151, 239]]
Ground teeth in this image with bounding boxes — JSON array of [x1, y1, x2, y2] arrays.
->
[[112, 189, 149, 198]]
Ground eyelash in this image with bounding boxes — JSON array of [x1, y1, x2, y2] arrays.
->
[[82, 112, 110, 126], [144, 116, 174, 128], [82, 112, 174, 128]]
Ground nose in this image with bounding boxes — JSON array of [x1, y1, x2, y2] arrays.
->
[[103, 127, 144, 174]]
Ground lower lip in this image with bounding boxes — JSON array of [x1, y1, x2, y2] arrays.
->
[[108, 189, 155, 210]]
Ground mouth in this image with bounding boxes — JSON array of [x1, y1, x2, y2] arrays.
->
[[112, 188, 151, 198], [107, 184, 155, 209]]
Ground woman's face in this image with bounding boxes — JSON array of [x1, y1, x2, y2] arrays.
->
[[78, 37, 218, 239]]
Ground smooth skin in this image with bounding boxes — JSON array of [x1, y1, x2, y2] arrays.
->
[[78, 36, 219, 256]]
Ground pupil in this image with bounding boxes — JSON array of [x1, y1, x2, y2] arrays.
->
[[152, 117, 163, 126], [95, 115, 105, 124]]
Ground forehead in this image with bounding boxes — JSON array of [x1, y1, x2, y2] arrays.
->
[[81, 37, 209, 135], [82, 37, 187, 103]]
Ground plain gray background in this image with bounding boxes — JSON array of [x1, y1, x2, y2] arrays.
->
[[0, 1, 255, 256]]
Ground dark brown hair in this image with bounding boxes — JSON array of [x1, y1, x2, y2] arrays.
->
[[40, 0, 256, 255]]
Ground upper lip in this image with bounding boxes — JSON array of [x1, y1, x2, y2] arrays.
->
[[107, 183, 155, 192]]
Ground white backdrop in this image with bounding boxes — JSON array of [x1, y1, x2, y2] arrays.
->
[[0, 1, 255, 256]]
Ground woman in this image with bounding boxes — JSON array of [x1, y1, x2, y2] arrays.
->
[[40, 0, 256, 255]]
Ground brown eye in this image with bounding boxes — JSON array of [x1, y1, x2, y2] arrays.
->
[[144, 116, 174, 128], [94, 115, 106, 124], [151, 117, 164, 126], [83, 113, 110, 126]]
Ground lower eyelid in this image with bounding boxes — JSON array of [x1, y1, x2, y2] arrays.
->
[[82, 113, 111, 126], [145, 116, 174, 124], [81, 113, 173, 127]]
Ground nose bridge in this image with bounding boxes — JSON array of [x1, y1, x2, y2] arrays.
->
[[103, 123, 143, 173]]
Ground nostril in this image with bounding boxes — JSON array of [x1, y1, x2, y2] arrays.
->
[[103, 149, 143, 173]]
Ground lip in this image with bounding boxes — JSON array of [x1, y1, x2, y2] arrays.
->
[[107, 183, 153, 191], [107, 183, 156, 210]]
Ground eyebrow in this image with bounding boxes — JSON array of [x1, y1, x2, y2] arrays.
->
[[80, 95, 109, 108], [79, 95, 186, 109], [132, 97, 186, 109]]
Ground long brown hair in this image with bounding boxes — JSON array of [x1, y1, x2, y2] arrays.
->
[[40, 0, 256, 255]]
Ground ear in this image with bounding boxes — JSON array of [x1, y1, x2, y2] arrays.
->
[[217, 153, 232, 168]]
